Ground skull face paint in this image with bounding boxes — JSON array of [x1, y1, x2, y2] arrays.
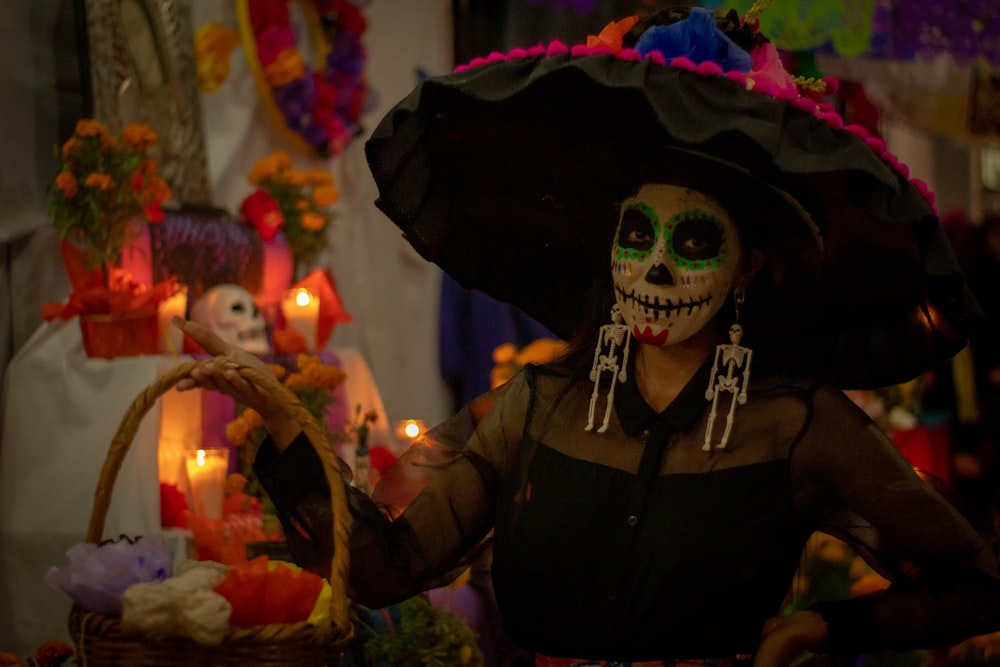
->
[[611, 184, 741, 347]]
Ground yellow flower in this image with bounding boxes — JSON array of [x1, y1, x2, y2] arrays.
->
[[312, 184, 340, 207], [84, 173, 114, 191], [195, 22, 239, 92], [55, 171, 78, 199], [264, 48, 307, 88], [122, 123, 158, 151], [300, 211, 326, 231], [284, 372, 307, 390]]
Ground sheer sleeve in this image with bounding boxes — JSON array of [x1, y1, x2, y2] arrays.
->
[[792, 385, 1000, 654], [254, 370, 531, 609]]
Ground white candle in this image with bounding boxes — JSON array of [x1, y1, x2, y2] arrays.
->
[[158, 284, 188, 355], [184, 448, 228, 519], [281, 287, 319, 351]]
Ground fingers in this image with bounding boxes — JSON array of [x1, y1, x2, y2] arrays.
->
[[182, 357, 259, 402], [172, 316, 231, 356]]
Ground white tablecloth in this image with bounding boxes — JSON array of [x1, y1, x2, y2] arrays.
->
[[0, 318, 391, 655]]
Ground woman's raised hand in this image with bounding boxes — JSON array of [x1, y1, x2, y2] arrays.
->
[[172, 317, 300, 449]]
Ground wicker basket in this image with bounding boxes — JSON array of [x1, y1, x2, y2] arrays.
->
[[68, 359, 353, 666]]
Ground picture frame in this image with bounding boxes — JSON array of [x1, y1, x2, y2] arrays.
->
[[82, 0, 212, 204]]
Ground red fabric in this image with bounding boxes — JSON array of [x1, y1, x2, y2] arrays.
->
[[44, 241, 179, 319]]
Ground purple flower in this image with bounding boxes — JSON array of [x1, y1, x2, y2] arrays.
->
[[325, 28, 365, 76], [45, 535, 174, 615], [274, 75, 316, 122], [635, 7, 753, 72]]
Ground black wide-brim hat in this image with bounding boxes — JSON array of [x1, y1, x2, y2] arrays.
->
[[365, 14, 981, 389]]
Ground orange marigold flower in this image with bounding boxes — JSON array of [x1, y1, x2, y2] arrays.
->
[[284, 372, 307, 390], [34, 639, 74, 667], [74, 118, 109, 138], [84, 172, 114, 191], [60, 136, 81, 159], [55, 171, 78, 199], [267, 363, 287, 380], [226, 419, 249, 446], [225, 473, 248, 495], [295, 199, 310, 210], [304, 169, 335, 187], [0, 652, 25, 666], [122, 123, 158, 150], [243, 409, 264, 431], [300, 211, 326, 232], [312, 184, 340, 207], [287, 170, 309, 187], [297, 354, 320, 369], [143, 175, 173, 203], [248, 151, 292, 185], [303, 362, 347, 390], [264, 48, 306, 87]]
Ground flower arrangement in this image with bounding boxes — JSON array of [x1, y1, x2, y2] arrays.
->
[[49, 119, 172, 280], [240, 150, 340, 276], [238, 0, 369, 158], [225, 353, 348, 516]]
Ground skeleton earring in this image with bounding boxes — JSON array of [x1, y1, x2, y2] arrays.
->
[[586, 303, 632, 433], [703, 285, 752, 450]]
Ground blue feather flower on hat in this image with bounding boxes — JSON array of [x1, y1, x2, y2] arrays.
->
[[634, 7, 753, 72]]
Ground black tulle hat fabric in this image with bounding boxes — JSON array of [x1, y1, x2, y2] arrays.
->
[[365, 29, 981, 389]]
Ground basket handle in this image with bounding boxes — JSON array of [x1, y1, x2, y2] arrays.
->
[[85, 358, 353, 636]]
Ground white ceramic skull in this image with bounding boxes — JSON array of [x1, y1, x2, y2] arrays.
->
[[611, 183, 742, 347], [189, 284, 271, 354]]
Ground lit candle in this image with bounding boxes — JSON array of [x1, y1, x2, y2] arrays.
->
[[394, 419, 427, 450], [158, 284, 188, 355], [281, 287, 319, 351], [184, 448, 228, 519]]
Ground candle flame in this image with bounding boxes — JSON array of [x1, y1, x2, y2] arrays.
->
[[196, 449, 206, 467], [404, 420, 421, 439], [295, 288, 313, 307]]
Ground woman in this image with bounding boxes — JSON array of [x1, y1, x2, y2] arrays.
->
[[176, 6, 1000, 666]]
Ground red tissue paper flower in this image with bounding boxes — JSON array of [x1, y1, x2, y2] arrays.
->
[[214, 556, 324, 626], [240, 188, 285, 241]]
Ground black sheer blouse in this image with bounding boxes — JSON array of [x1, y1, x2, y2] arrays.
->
[[255, 362, 1000, 661]]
